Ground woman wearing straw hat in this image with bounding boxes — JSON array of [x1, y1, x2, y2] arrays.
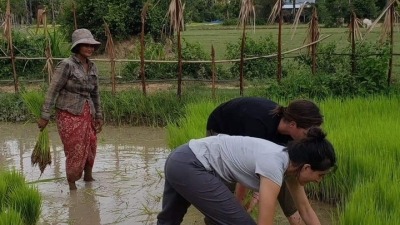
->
[[38, 28, 103, 190]]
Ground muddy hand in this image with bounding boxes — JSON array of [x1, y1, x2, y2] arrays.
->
[[37, 118, 49, 131]]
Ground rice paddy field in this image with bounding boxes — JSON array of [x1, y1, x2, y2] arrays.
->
[[166, 94, 400, 225]]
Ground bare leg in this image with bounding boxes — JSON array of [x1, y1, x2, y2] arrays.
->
[[287, 211, 305, 225], [69, 182, 77, 190], [83, 165, 95, 182]]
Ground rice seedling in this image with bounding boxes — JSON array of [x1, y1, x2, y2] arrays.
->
[[8, 185, 41, 225], [166, 100, 218, 149], [21, 90, 51, 175], [0, 209, 24, 225], [0, 177, 7, 212], [0, 170, 42, 225], [0, 170, 26, 200]]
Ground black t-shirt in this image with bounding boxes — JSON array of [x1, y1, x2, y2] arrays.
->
[[207, 97, 291, 145]]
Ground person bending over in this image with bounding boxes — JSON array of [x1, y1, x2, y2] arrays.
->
[[157, 127, 336, 225]]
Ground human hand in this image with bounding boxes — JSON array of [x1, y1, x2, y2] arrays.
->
[[246, 192, 259, 213], [95, 119, 104, 133], [37, 118, 49, 131]]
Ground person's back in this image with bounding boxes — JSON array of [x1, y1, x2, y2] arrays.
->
[[189, 134, 288, 190], [207, 97, 290, 145]]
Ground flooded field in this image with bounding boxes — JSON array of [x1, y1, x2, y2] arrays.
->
[[0, 123, 336, 225]]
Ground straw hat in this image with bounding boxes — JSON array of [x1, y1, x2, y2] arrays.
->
[[70, 28, 101, 52]]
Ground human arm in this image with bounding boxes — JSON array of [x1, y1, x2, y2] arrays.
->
[[235, 183, 247, 203], [90, 65, 103, 133], [285, 177, 321, 225], [38, 60, 70, 130], [257, 176, 280, 225]]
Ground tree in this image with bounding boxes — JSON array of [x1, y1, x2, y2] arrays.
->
[[58, 0, 166, 45]]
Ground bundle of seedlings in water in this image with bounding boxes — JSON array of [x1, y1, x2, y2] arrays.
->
[[21, 91, 51, 175]]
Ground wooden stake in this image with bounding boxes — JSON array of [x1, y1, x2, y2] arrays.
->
[[5, 0, 18, 93]]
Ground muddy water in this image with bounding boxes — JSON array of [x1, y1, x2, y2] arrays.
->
[[0, 123, 336, 225]]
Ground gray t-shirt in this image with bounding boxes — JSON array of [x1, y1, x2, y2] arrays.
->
[[189, 134, 289, 191]]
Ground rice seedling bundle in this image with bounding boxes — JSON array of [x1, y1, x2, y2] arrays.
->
[[21, 91, 51, 175]]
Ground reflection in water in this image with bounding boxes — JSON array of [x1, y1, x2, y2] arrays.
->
[[69, 186, 101, 225]]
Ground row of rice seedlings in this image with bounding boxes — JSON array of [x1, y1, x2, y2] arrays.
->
[[338, 176, 400, 225], [0, 170, 42, 225], [20, 90, 51, 175], [315, 96, 400, 224], [166, 100, 218, 149]]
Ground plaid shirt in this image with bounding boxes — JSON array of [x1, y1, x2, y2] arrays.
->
[[41, 55, 103, 120]]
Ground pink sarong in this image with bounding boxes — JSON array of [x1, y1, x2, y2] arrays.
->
[[56, 102, 97, 182]]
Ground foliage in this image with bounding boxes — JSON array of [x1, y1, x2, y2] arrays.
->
[[0, 92, 28, 122], [0, 30, 47, 80], [121, 38, 216, 80], [57, 0, 166, 47], [317, 0, 379, 27], [294, 41, 390, 97], [226, 35, 278, 80]]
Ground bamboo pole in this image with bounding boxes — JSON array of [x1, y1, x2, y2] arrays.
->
[[72, 1, 78, 30], [4, 0, 18, 93], [238, 0, 256, 95], [387, 3, 394, 86], [310, 7, 318, 75], [173, 0, 183, 99], [350, 12, 356, 76], [140, 4, 149, 96], [104, 21, 116, 95], [44, 39, 54, 84], [277, 0, 282, 83], [239, 24, 246, 96], [211, 45, 216, 100]]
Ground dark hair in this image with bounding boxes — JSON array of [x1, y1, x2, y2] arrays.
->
[[271, 99, 323, 128], [71, 44, 80, 54], [285, 127, 336, 171]]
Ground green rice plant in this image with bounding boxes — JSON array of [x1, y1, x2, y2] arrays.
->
[[0, 170, 26, 202], [0, 209, 24, 225], [0, 176, 7, 212], [20, 91, 51, 175], [7, 185, 41, 225], [166, 100, 218, 149], [338, 176, 400, 225]]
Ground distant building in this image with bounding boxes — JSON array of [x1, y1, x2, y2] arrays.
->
[[282, 0, 315, 10], [281, 0, 316, 23]]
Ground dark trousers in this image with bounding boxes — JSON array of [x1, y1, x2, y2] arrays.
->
[[157, 144, 256, 225]]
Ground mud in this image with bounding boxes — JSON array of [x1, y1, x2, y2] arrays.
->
[[0, 123, 336, 225]]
